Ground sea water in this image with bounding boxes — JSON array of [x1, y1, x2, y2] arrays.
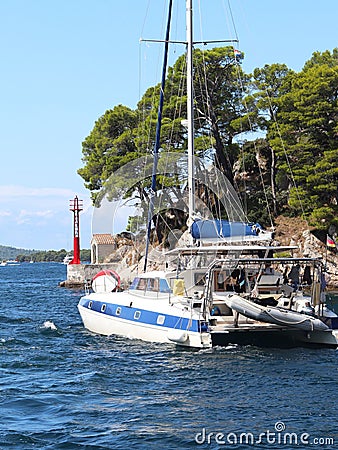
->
[[0, 263, 337, 449]]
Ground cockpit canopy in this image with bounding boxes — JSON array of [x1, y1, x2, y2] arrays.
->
[[129, 276, 172, 293]]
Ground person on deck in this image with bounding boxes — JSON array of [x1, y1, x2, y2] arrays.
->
[[288, 264, 300, 290]]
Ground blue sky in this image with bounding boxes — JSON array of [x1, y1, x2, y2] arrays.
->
[[0, 0, 337, 250]]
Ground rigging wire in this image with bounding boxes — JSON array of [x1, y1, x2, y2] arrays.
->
[[144, 0, 173, 272], [151, 38, 189, 252], [226, 0, 240, 44], [136, 0, 172, 248], [235, 66, 275, 229], [268, 104, 308, 222], [195, 0, 251, 223], [195, 1, 222, 219], [221, 0, 275, 229], [228, 0, 307, 225], [138, 0, 298, 252]]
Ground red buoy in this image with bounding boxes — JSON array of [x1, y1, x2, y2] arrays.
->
[[91, 270, 121, 293]]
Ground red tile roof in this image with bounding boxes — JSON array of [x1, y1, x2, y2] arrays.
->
[[91, 233, 115, 245]]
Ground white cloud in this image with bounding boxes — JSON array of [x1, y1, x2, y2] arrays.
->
[[18, 209, 54, 218], [0, 210, 11, 217], [0, 185, 75, 199], [16, 209, 55, 225], [0, 185, 93, 249]]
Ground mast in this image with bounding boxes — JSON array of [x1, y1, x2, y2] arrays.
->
[[186, 0, 195, 224], [143, 0, 173, 272]]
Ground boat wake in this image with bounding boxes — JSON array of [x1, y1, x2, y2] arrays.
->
[[39, 321, 59, 334]]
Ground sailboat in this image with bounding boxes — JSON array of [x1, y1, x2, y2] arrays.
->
[[77, 0, 337, 349]]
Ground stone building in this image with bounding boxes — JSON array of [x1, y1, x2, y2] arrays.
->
[[90, 233, 116, 264]]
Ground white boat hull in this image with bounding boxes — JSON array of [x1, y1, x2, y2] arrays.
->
[[77, 293, 211, 349], [78, 292, 337, 350]]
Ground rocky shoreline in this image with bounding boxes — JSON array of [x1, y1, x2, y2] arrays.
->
[[274, 216, 338, 289], [100, 219, 338, 290], [61, 215, 338, 290]]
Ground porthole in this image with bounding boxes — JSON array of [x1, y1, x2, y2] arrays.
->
[[134, 311, 141, 320], [116, 307, 122, 316], [157, 315, 165, 325], [88, 301, 93, 309], [101, 304, 106, 312]]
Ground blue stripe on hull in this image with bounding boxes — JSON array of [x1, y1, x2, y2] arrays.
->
[[79, 297, 203, 332]]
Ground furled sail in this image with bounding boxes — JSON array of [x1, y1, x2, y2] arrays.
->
[[190, 219, 264, 240]]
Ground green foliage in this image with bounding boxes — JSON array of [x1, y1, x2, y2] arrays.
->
[[79, 46, 250, 201], [126, 216, 143, 234], [0, 245, 37, 260], [78, 45, 338, 233], [269, 50, 338, 227], [308, 206, 335, 228], [303, 48, 338, 70], [78, 105, 139, 202], [1, 247, 91, 263], [250, 63, 293, 130]]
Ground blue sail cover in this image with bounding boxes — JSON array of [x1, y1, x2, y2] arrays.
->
[[191, 219, 263, 240]]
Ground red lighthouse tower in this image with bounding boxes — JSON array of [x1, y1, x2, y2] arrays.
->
[[69, 195, 83, 265]]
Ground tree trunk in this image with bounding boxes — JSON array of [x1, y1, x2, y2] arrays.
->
[[270, 146, 278, 215], [209, 107, 234, 185]]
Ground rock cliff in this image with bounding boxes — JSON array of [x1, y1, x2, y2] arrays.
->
[[103, 217, 338, 289]]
